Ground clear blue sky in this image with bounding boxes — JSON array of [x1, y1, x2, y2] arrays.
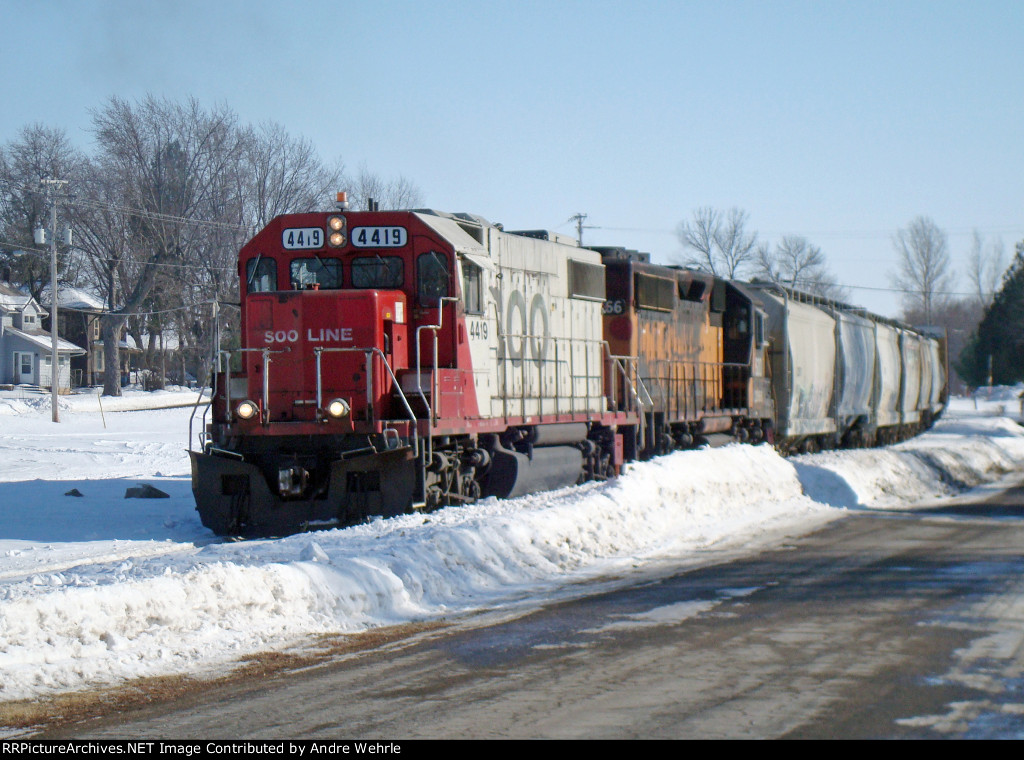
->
[[2, 0, 1022, 316]]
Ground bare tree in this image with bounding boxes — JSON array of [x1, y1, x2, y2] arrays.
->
[[892, 215, 953, 323], [240, 122, 345, 231], [677, 207, 718, 271], [677, 207, 758, 278], [0, 124, 85, 297], [4, 97, 423, 394], [756, 235, 847, 299], [78, 96, 247, 395], [967, 229, 1006, 309], [348, 164, 423, 211], [69, 97, 360, 394]]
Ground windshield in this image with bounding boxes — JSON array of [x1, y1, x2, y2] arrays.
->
[[290, 257, 342, 289], [352, 256, 404, 289], [246, 256, 277, 293]]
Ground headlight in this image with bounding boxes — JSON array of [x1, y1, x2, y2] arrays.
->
[[326, 398, 350, 418], [236, 400, 259, 420], [328, 216, 346, 248]]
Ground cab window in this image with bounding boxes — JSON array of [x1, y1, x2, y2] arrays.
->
[[462, 260, 483, 314], [290, 257, 342, 289], [246, 256, 277, 293], [635, 273, 675, 312], [418, 252, 450, 304], [352, 256, 404, 289]]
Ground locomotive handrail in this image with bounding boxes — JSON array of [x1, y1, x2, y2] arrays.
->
[[187, 378, 210, 452], [602, 344, 653, 452], [313, 345, 419, 430], [412, 296, 460, 482], [600, 341, 653, 410], [217, 346, 291, 424], [414, 296, 460, 428], [637, 358, 754, 416], [491, 330, 616, 419], [314, 345, 425, 506]]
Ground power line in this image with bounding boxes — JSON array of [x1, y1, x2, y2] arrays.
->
[[5, 240, 995, 300], [833, 282, 996, 298], [68, 196, 247, 233], [0, 239, 236, 271], [567, 213, 600, 245], [0, 176, 248, 233], [3, 176, 1018, 301], [573, 219, 1024, 242], [57, 300, 220, 317], [7, 175, 1024, 241]]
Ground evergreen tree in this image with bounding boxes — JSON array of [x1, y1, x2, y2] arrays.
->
[[959, 240, 1024, 386]]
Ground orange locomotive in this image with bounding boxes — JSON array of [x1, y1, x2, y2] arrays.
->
[[597, 248, 774, 455]]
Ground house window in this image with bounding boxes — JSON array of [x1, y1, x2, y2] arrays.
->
[[23, 315, 35, 324]]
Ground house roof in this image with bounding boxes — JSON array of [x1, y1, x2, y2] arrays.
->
[[0, 281, 35, 312], [93, 339, 143, 354], [125, 332, 181, 351], [4, 326, 86, 355], [38, 285, 107, 312]]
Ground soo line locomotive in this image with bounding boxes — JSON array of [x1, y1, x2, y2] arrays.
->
[[190, 197, 947, 535]]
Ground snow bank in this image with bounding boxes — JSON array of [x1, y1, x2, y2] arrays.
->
[[794, 415, 1024, 509], [0, 386, 205, 417], [0, 395, 1022, 702]]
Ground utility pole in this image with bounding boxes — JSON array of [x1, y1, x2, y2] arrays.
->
[[212, 298, 221, 373], [569, 213, 593, 245], [40, 178, 69, 423]]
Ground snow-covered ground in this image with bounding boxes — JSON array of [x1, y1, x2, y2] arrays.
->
[[1, 386, 1023, 707]]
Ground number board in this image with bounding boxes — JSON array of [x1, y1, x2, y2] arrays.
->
[[282, 227, 323, 250], [602, 299, 627, 315], [351, 226, 407, 248]]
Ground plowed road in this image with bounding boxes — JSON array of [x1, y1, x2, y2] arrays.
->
[[40, 479, 1024, 739]]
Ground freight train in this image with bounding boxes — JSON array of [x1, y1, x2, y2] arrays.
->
[[189, 199, 946, 535]]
